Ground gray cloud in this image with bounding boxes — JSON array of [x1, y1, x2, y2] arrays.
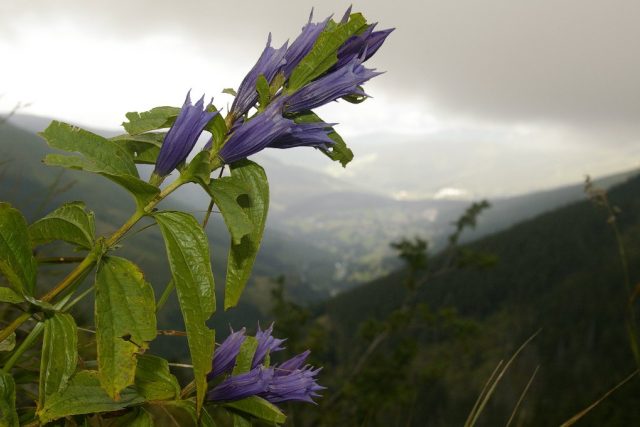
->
[[2, 0, 639, 133]]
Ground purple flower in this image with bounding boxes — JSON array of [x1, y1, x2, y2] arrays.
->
[[252, 323, 286, 368], [207, 367, 274, 402], [205, 326, 323, 406], [277, 350, 310, 372], [270, 121, 335, 150], [284, 55, 382, 113], [264, 365, 325, 404], [283, 10, 330, 77], [153, 91, 217, 177], [231, 34, 288, 117], [335, 25, 394, 70], [207, 328, 246, 380], [340, 5, 352, 24], [218, 99, 293, 164]]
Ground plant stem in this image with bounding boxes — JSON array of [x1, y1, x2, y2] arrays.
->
[[0, 176, 187, 348], [156, 280, 175, 313], [0, 313, 31, 344], [2, 322, 43, 372]]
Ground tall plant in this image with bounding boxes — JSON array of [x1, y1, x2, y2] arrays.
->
[[0, 8, 392, 425]]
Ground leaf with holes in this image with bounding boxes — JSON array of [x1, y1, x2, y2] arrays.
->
[[225, 160, 269, 309], [95, 257, 156, 400], [155, 211, 215, 413]]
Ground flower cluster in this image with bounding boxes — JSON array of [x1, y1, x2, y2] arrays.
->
[[152, 7, 391, 177], [206, 324, 324, 405]]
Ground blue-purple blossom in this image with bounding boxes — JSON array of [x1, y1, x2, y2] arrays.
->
[[340, 5, 352, 24], [153, 91, 217, 177], [265, 365, 325, 404], [231, 35, 288, 117], [284, 55, 382, 113], [335, 25, 394, 70], [283, 10, 330, 77], [270, 121, 335, 150], [207, 328, 246, 380], [207, 367, 274, 402], [252, 323, 286, 368], [218, 99, 293, 164], [206, 327, 323, 406]]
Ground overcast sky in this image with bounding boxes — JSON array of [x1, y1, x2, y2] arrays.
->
[[1, 0, 639, 199]]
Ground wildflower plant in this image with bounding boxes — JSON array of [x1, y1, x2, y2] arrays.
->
[[0, 7, 391, 426]]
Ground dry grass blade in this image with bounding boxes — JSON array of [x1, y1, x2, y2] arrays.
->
[[559, 370, 638, 427], [465, 329, 541, 427], [464, 360, 504, 427], [505, 364, 540, 427]]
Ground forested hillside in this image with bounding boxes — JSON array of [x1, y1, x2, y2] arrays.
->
[[299, 174, 640, 426]]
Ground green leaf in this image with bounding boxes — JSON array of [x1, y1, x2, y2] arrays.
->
[[342, 87, 368, 104], [154, 212, 215, 413], [0, 203, 37, 295], [222, 88, 238, 97], [205, 106, 228, 152], [37, 371, 144, 424], [152, 400, 215, 426], [111, 133, 164, 165], [287, 13, 368, 91], [0, 372, 18, 427], [29, 201, 95, 249], [206, 177, 253, 245], [292, 111, 353, 166], [44, 155, 160, 209], [134, 354, 181, 401], [113, 408, 154, 426], [0, 333, 15, 352], [0, 288, 24, 305], [182, 151, 212, 186], [269, 72, 286, 98], [41, 122, 160, 208], [224, 397, 286, 425], [39, 313, 78, 408], [256, 74, 271, 111], [95, 257, 157, 400], [232, 414, 252, 427], [224, 161, 269, 310], [41, 121, 138, 176], [232, 336, 258, 375], [122, 106, 181, 135]]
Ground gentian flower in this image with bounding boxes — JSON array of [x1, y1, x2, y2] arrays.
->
[[207, 328, 246, 380], [153, 91, 217, 177], [335, 25, 394, 70], [284, 55, 382, 113], [252, 323, 286, 368], [206, 326, 323, 406], [270, 121, 335, 150], [218, 99, 293, 164], [207, 367, 274, 402], [231, 34, 288, 117], [283, 10, 330, 77], [265, 365, 325, 404], [217, 99, 335, 163]]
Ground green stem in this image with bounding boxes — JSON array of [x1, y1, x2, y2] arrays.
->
[[181, 380, 196, 399], [156, 280, 175, 313], [0, 176, 187, 348], [0, 313, 31, 344], [2, 322, 44, 373]]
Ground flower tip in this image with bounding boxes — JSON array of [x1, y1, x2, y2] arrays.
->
[[341, 5, 353, 23]]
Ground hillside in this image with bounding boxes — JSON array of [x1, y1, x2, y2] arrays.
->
[[315, 173, 640, 425], [8, 114, 634, 290]]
